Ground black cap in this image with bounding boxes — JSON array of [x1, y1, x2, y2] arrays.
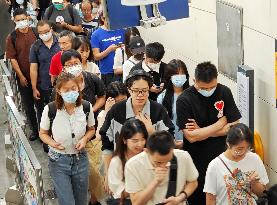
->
[[125, 69, 153, 84], [129, 36, 145, 55]]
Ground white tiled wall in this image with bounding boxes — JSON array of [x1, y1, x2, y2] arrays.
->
[[140, 0, 277, 185]]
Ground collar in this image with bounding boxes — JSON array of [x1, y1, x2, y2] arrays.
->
[[141, 152, 155, 170], [142, 61, 160, 73], [125, 97, 151, 119]]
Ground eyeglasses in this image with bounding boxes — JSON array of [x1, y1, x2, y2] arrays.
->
[[130, 88, 149, 95]]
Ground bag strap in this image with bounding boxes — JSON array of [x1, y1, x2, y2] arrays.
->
[[165, 155, 178, 198], [81, 100, 90, 121], [11, 30, 17, 48], [48, 101, 57, 136], [46, 5, 54, 20]]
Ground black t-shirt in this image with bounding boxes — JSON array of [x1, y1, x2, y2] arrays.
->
[[176, 83, 241, 162], [130, 61, 167, 101], [82, 71, 105, 105]]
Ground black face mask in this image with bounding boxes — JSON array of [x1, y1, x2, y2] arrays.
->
[[134, 53, 144, 61]]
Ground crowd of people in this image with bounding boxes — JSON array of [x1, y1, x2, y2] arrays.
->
[[4, 0, 272, 205]]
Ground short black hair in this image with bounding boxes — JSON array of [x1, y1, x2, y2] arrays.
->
[[226, 123, 254, 148], [36, 20, 52, 29], [195, 61, 218, 83], [61, 49, 82, 66], [106, 81, 129, 99], [13, 8, 27, 17], [145, 42, 165, 62], [125, 69, 153, 89], [147, 131, 175, 155]]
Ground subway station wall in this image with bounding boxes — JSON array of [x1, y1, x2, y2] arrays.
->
[[138, 0, 277, 185]]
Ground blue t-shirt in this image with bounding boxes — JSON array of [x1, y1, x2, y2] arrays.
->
[[90, 27, 125, 74]]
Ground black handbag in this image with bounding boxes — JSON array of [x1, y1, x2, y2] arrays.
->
[[106, 197, 132, 205], [218, 156, 267, 205]]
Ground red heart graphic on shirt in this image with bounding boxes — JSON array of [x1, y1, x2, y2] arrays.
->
[[215, 100, 224, 111]]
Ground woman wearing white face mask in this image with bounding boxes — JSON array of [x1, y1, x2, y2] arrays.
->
[[39, 72, 96, 205], [157, 59, 190, 148], [9, 0, 38, 27], [204, 123, 269, 205]]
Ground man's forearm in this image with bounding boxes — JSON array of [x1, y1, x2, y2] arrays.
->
[[213, 120, 239, 137], [30, 63, 38, 89], [93, 49, 110, 61], [92, 96, 105, 112], [184, 117, 227, 143], [10, 59, 24, 78], [130, 180, 159, 205]]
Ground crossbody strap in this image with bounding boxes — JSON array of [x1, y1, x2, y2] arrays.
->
[[165, 155, 178, 198]]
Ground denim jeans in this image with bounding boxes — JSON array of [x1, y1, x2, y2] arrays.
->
[[48, 150, 89, 205]]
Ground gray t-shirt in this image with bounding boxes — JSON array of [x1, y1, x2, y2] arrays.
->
[[44, 5, 82, 33]]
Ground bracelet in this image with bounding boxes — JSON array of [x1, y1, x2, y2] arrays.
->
[[179, 191, 188, 201]]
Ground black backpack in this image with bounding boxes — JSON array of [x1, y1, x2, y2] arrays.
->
[[42, 100, 91, 153], [45, 4, 74, 22]]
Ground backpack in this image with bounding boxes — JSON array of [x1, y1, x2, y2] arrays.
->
[[45, 4, 74, 23], [43, 100, 91, 153]]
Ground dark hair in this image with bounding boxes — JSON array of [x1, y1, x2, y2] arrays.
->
[[133, 53, 144, 61], [125, 70, 153, 89], [61, 49, 82, 66], [145, 42, 165, 62], [114, 118, 148, 178], [58, 30, 75, 40], [9, 0, 28, 14], [36, 20, 52, 29], [124, 27, 141, 58], [12, 7, 28, 17], [268, 184, 277, 205], [226, 123, 254, 148], [72, 36, 94, 61], [195, 61, 218, 83], [162, 59, 190, 119], [147, 131, 175, 155], [55, 72, 82, 109], [106, 81, 129, 99]]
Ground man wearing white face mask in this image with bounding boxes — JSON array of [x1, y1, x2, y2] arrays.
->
[[29, 20, 61, 128], [176, 61, 241, 205], [130, 42, 167, 101], [6, 8, 39, 141]]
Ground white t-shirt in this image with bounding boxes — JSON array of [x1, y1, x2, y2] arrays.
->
[[113, 47, 127, 70], [86, 61, 101, 78], [40, 104, 95, 154], [125, 149, 199, 205], [108, 156, 125, 199], [204, 152, 269, 205], [122, 56, 141, 82]]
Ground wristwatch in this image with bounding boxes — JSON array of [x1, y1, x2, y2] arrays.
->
[[179, 191, 188, 201]]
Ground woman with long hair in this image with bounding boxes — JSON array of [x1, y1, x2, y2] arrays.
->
[[108, 118, 148, 204], [157, 59, 190, 145]]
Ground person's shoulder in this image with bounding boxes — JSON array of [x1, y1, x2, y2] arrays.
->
[[110, 155, 122, 166], [178, 86, 196, 99], [245, 151, 262, 162], [109, 99, 128, 112], [126, 151, 146, 168], [130, 61, 143, 71], [217, 83, 231, 93], [150, 99, 165, 110]]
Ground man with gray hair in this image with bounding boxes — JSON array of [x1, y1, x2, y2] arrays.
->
[[49, 30, 75, 84]]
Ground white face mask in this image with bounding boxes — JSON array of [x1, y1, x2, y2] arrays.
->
[[65, 64, 83, 76], [16, 0, 24, 5], [147, 62, 161, 71], [39, 31, 53, 42], [15, 19, 28, 30]]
